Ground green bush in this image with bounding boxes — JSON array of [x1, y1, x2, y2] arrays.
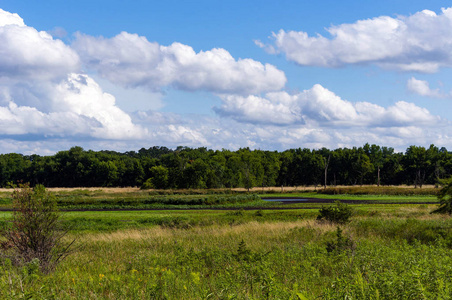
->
[[1, 184, 75, 273], [317, 201, 354, 224]]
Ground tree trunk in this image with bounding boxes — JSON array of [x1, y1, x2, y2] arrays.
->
[[323, 155, 330, 189], [377, 166, 380, 187]]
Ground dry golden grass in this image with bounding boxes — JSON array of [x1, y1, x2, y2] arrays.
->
[[0, 184, 436, 194], [0, 187, 141, 193], [82, 220, 336, 245]]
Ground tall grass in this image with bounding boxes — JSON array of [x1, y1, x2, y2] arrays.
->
[[320, 186, 438, 195], [2, 206, 452, 299]]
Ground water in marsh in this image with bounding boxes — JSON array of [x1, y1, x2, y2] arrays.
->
[[263, 198, 308, 202]]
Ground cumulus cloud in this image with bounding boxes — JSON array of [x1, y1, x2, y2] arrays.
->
[[0, 7, 451, 155], [214, 93, 300, 125], [0, 9, 79, 80], [52, 74, 147, 139], [73, 32, 286, 94], [258, 7, 452, 72], [407, 77, 451, 98], [0, 73, 147, 139], [215, 84, 440, 127], [0, 8, 24, 26]]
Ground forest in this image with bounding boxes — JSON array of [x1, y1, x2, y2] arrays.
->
[[0, 144, 451, 189]]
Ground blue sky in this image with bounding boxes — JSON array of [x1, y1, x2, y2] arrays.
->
[[0, 0, 452, 154]]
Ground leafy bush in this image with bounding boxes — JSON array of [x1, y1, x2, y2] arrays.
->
[[1, 184, 75, 273], [317, 201, 354, 224], [432, 177, 452, 214]]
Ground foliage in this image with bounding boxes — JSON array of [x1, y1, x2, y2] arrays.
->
[[326, 226, 355, 253], [317, 200, 354, 224], [1, 144, 452, 189], [432, 177, 452, 214], [141, 165, 169, 189], [2, 209, 452, 298], [1, 184, 74, 273]]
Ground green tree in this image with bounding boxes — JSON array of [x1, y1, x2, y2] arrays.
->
[[364, 143, 384, 186], [146, 165, 169, 189], [403, 146, 430, 188], [277, 150, 294, 187], [351, 147, 373, 186], [260, 151, 280, 188], [205, 152, 226, 188], [183, 159, 208, 188]]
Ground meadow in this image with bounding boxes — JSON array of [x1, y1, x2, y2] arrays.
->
[[1, 186, 452, 299]]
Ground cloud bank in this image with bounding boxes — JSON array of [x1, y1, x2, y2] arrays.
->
[[259, 7, 452, 72], [215, 84, 440, 127], [73, 32, 286, 95]]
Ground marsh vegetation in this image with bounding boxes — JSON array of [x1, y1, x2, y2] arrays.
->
[[0, 185, 451, 298]]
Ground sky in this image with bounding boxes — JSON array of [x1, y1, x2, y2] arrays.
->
[[1, 0, 452, 155]]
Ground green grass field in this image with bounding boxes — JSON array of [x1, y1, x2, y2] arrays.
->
[[1, 187, 451, 299]]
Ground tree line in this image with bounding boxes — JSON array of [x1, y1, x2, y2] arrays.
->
[[1, 144, 451, 189]]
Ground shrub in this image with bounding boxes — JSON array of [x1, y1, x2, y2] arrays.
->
[[317, 201, 354, 224], [432, 177, 452, 214], [1, 184, 75, 273]]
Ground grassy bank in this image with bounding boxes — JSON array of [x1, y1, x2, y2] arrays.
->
[[1, 209, 452, 299], [0, 186, 449, 298], [0, 186, 440, 210]]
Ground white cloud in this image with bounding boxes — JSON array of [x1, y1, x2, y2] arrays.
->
[[0, 73, 147, 139], [73, 32, 286, 95], [0, 9, 149, 141], [215, 84, 440, 127], [2, 107, 451, 155], [0, 9, 79, 80], [52, 74, 147, 139], [407, 77, 451, 98], [259, 8, 452, 72], [0, 8, 24, 26], [214, 93, 300, 125], [0, 7, 451, 155]]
